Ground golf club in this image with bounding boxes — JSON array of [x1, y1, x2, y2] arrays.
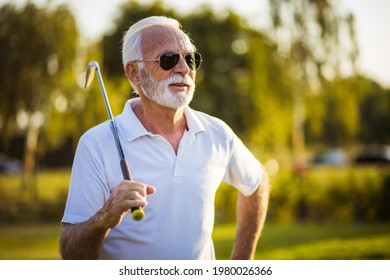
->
[[84, 60, 144, 221]]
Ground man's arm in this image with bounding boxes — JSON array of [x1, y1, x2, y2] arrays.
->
[[60, 217, 109, 259], [230, 172, 270, 260], [60, 181, 155, 259]]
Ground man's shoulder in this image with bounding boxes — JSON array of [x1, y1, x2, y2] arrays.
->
[[79, 121, 111, 144]]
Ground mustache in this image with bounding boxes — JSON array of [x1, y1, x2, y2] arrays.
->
[[166, 75, 195, 87], [139, 65, 195, 88]]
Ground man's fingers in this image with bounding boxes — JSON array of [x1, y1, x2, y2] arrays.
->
[[118, 181, 155, 196]]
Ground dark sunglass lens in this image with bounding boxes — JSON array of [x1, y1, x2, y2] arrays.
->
[[160, 52, 179, 70], [185, 52, 202, 70]]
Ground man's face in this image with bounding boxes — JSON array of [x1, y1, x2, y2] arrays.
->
[[138, 26, 197, 109]]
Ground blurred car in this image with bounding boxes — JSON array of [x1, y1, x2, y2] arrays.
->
[[354, 145, 390, 165], [0, 153, 22, 174], [310, 148, 346, 166]]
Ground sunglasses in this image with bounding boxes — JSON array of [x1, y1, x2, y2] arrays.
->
[[133, 51, 202, 71]]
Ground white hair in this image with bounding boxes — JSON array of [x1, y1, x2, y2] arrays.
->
[[122, 16, 186, 68]]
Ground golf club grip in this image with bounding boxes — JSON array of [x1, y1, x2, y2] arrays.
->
[[120, 159, 145, 221]]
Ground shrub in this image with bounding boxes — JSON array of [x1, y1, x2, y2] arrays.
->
[[215, 166, 390, 224]]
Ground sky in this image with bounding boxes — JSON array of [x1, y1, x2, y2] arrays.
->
[[2, 0, 390, 89]]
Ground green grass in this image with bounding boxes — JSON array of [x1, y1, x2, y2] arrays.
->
[[0, 222, 389, 260], [0, 223, 62, 260], [1, 168, 389, 260], [213, 223, 390, 259]]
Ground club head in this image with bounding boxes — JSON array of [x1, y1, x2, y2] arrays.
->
[[84, 61, 99, 88]]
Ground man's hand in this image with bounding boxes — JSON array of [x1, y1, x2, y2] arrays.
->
[[96, 181, 156, 229]]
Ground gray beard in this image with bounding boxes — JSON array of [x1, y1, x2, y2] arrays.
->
[[139, 66, 195, 110]]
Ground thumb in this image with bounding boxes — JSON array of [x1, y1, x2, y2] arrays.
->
[[146, 185, 156, 195]]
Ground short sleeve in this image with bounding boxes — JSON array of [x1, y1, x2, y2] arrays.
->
[[61, 132, 111, 224], [223, 132, 264, 196]]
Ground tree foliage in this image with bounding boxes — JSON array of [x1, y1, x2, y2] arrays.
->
[[268, 0, 360, 160], [358, 83, 390, 144], [0, 0, 388, 173], [0, 2, 79, 188], [0, 2, 78, 134]]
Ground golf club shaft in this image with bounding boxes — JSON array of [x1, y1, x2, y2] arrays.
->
[[90, 61, 144, 221]]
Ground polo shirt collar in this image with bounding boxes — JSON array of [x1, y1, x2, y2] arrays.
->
[[183, 106, 205, 135], [118, 98, 205, 142]]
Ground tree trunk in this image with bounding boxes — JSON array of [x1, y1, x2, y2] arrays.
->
[[292, 85, 305, 167], [21, 124, 39, 197]]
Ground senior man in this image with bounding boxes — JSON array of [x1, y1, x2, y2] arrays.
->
[[60, 16, 269, 260]]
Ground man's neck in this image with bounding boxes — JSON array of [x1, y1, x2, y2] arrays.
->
[[132, 97, 187, 153]]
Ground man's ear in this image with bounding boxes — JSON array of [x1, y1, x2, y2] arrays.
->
[[125, 62, 141, 85]]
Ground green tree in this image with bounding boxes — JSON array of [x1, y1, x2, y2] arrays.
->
[[268, 0, 359, 162], [306, 77, 360, 147], [0, 2, 78, 190], [357, 78, 390, 144], [306, 75, 390, 148]]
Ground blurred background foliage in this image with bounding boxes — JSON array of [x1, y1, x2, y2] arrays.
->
[[0, 0, 389, 226]]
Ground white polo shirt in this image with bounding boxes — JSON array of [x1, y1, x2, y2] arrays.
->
[[62, 98, 263, 260]]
